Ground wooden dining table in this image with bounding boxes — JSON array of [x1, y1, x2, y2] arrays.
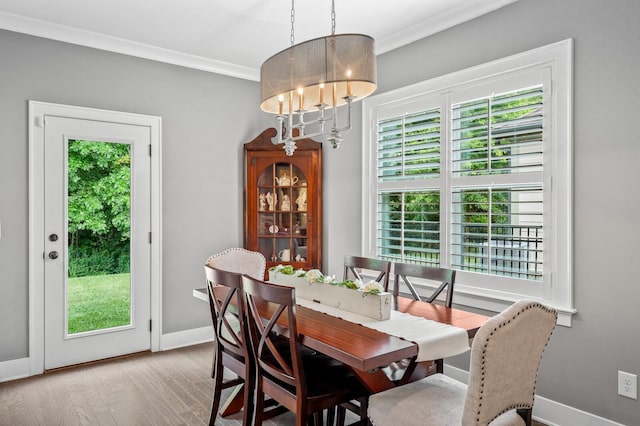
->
[[193, 287, 489, 393]]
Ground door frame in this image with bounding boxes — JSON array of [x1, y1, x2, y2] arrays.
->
[[28, 101, 162, 375]]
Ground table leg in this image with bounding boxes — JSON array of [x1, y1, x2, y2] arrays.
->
[[350, 368, 396, 393], [351, 358, 437, 393], [219, 383, 244, 417], [398, 360, 436, 385]]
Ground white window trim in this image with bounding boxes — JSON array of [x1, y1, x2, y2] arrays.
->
[[362, 39, 574, 326]]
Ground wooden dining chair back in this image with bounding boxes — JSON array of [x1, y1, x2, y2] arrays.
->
[[387, 262, 456, 378], [206, 247, 266, 279], [204, 265, 253, 426], [368, 300, 557, 426], [343, 255, 392, 291], [242, 275, 369, 426], [392, 262, 456, 308]]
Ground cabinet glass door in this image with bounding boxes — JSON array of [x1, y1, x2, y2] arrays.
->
[[257, 163, 308, 264]]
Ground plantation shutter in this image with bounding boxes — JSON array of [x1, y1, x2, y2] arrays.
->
[[449, 86, 544, 280], [451, 86, 543, 176], [449, 186, 543, 280], [377, 190, 441, 266], [376, 107, 442, 265], [378, 109, 441, 181]]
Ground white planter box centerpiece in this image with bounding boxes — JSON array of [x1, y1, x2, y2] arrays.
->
[[268, 267, 391, 320]]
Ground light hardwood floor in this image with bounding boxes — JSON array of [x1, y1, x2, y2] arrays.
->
[[0, 343, 286, 426], [0, 343, 546, 426]]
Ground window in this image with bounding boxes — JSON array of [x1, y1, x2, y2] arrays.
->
[[363, 40, 574, 325]]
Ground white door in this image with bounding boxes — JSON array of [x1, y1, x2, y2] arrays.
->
[[43, 116, 151, 369]]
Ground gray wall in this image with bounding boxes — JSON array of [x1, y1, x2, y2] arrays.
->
[[1, 0, 640, 423]]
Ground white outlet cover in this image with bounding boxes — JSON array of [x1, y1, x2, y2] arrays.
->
[[618, 371, 638, 400]]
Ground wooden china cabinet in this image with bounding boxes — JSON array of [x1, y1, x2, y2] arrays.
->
[[244, 128, 322, 278]]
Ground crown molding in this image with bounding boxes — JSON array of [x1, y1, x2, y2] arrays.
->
[[0, 11, 260, 81], [1, 0, 519, 82], [376, 0, 520, 54]]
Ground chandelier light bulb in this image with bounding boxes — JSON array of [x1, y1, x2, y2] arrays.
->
[[278, 94, 284, 115], [297, 87, 304, 111]]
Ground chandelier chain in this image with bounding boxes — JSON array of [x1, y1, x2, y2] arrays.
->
[[331, 0, 336, 35], [290, 0, 295, 46]]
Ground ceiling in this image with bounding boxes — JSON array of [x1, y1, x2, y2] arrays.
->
[[0, 0, 518, 81]]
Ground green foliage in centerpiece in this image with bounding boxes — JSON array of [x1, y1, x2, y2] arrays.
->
[[270, 264, 296, 275], [333, 279, 360, 290], [269, 265, 384, 294]]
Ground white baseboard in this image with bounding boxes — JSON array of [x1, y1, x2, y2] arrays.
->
[[159, 325, 213, 351], [444, 365, 624, 426], [0, 326, 214, 383], [0, 357, 30, 383]]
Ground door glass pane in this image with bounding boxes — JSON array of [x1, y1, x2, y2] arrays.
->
[[67, 140, 132, 335]]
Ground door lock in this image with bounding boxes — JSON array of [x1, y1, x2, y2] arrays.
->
[[48, 251, 59, 260], [49, 234, 59, 242]]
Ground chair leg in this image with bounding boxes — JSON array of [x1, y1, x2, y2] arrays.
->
[[253, 381, 266, 426], [304, 413, 317, 426], [326, 406, 336, 426], [312, 410, 323, 425], [336, 405, 346, 426], [241, 365, 255, 426], [517, 408, 533, 426], [209, 352, 223, 426], [358, 396, 369, 422]]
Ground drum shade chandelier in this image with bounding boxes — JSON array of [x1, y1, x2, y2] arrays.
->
[[260, 0, 377, 155]]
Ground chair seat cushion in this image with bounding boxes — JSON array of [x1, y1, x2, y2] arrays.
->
[[368, 374, 466, 426], [368, 373, 527, 426], [488, 410, 527, 426]]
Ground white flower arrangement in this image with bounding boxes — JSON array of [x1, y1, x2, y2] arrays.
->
[[268, 265, 391, 319], [270, 264, 305, 276], [361, 280, 384, 294], [304, 269, 324, 283]]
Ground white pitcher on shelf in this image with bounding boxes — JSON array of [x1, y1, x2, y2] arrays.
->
[[275, 172, 299, 186], [278, 249, 291, 262]]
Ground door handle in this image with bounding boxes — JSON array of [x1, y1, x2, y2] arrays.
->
[[48, 251, 59, 260]]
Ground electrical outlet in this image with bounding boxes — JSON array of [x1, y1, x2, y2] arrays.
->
[[618, 371, 637, 400]]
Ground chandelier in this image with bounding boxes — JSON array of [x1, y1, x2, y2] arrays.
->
[[260, 0, 377, 155]]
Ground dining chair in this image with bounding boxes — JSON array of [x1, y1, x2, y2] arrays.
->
[[391, 261, 456, 307], [343, 255, 392, 291], [204, 265, 253, 426], [385, 262, 457, 380], [368, 300, 557, 426], [242, 275, 370, 426], [205, 264, 288, 426], [206, 247, 266, 279]]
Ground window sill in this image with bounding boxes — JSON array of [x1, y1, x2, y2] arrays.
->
[[448, 288, 575, 327]]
